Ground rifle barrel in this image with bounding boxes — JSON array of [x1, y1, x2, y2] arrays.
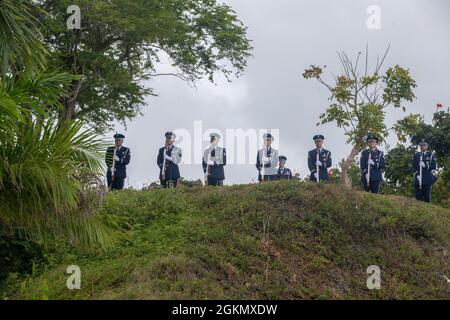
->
[[419, 154, 423, 190], [316, 151, 320, 183], [111, 147, 117, 182]]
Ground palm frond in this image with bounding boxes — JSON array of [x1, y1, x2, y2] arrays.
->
[[0, 0, 47, 75], [0, 1, 115, 251], [0, 115, 114, 249]]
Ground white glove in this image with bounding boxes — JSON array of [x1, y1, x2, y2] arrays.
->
[[262, 156, 269, 163], [419, 161, 426, 168], [207, 160, 214, 165], [113, 155, 119, 162], [316, 160, 322, 166], [368, 159, 375, 165], [164, 154, 172, 161], [416, 175, 421, 182]]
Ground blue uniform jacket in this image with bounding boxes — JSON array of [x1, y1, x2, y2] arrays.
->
[[360, 148, 385, 182], [202, 147, 226, 180], [412, 151, 437, 185], [106, 146, 131, 179], [308, 149, 332, 180], [277, 167, 292, 180], [158, 146, 182, 180]]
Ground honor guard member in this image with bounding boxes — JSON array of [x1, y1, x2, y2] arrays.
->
[[158, 132, 182, 188], [308, 135, 332, 182], [413, 139, 437, 203], [277, 156, 292, 180], [202, 132, 227, 186], [360, 133, 385, 194], [256, 133, 279, 182], [106, 133, 131, 190]]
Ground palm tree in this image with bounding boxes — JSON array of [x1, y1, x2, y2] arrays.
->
[[0, 1, 114, 248]]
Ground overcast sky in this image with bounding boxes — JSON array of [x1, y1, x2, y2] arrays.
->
[[105, 0, 450, 188]]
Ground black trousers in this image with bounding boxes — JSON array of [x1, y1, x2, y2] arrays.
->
[[161, 179, 178, 188], [363, 180, 381, 194], [107, 177, 125, 190], [207, 177, 224, 186], [415, 183, 432, 203]]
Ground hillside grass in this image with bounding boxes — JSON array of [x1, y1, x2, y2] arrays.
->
[[2, 181, 449, 299]]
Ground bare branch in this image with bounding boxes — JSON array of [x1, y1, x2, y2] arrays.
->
[[364, 43, 369, 77], [374, 44, 390, 74], [317, 77, 334, 92]]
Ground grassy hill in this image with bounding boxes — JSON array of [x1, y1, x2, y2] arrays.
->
[[2, 181, 449, 299]]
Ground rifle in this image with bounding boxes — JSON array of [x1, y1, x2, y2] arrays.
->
[[260, 147, 266, 182], [204, 143, 213, 187], [111, 147, 117, 182], [161, 146, 168, 181], [366, 151, 372, 187], [418, 153, 425, 190], [316, 150, 320, 183]]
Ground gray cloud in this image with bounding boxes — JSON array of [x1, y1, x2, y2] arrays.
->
[[105, 0, 450, 188]]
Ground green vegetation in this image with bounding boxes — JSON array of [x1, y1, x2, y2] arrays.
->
[[2, 182, 449, 299], [0, 1, 448, 301], [0, 1, 113, 247], [384, 111, 450, 208], [34, 0, 252, 131], [303, 47, 417, 187], [0, 0, 253, 299]]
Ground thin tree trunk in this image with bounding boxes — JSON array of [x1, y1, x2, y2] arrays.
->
[[62, 99, 76, 121], [59, 78, 82, 123], [340, 144, 362, 188]]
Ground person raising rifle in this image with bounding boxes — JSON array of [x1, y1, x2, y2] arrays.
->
[[202, 132, 227, 186], [158, 132, 182, 188], [413, 139, 438, 203], [360, 133, 385, 194], [105, 133, 131, 191], [256, 133, 278, 182], [308, 135, 332, 182]]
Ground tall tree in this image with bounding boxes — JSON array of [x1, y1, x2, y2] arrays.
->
[[303, 46, 417, 187], [34, 0, 252, 131]]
